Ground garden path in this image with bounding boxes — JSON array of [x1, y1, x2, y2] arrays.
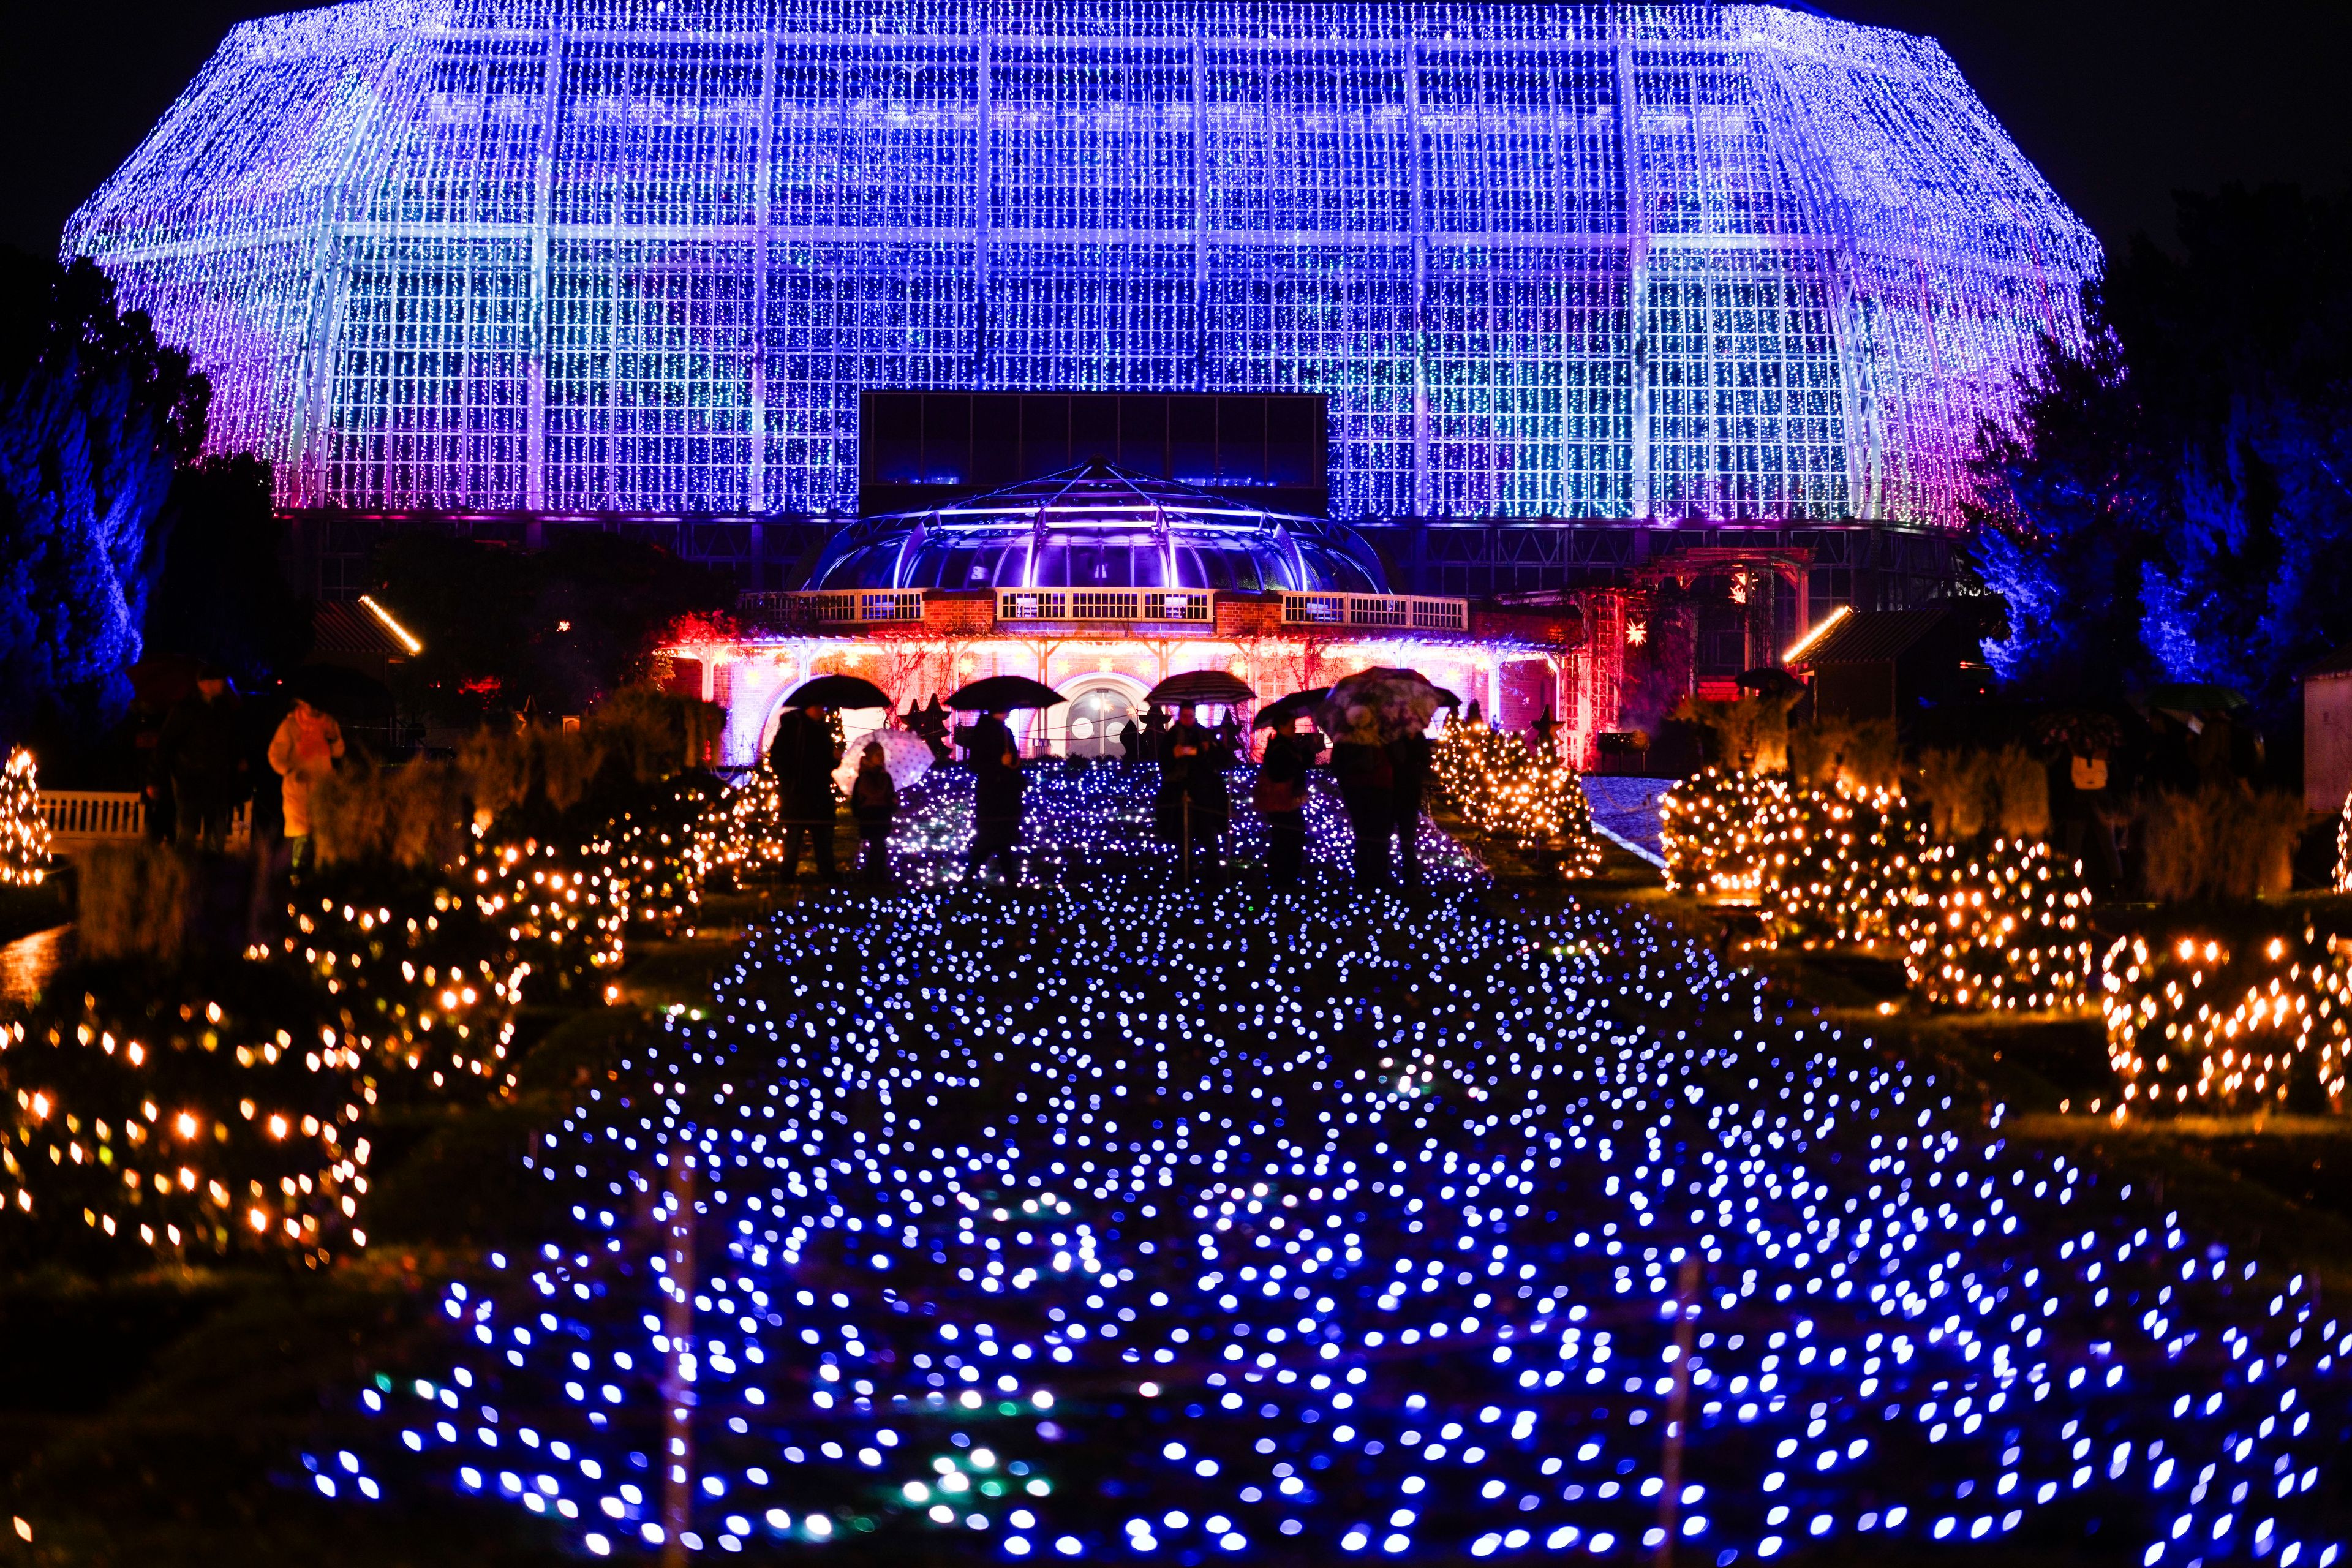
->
[[331, 767, 2348, 1568]]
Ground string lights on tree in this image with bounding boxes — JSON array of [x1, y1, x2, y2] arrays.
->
[[0, 748, 51, 887], [69, 1, 2094, 528]]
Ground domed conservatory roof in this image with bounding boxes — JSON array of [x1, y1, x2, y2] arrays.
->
[[812, 464, 1388, 595]]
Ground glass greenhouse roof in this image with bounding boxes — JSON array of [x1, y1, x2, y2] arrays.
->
[[811, 462, 1387, 594]]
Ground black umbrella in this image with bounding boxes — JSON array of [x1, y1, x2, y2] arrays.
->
[[1253, 688, 1329, 730], [785, 673, 891, 709], [948, 675, 1066, 711], [1147, 669, 1254, 706]]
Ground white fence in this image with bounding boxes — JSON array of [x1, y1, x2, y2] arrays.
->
[[739, 589, 925, 625], [1280, 591, 1469, 632], [39, 791, 251, 852], [995, 588, 1213, 624]]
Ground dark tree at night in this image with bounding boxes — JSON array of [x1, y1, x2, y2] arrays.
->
[[1969, 184, 2352, 712], [0, 252, 209, 741], [145, 451, 313, 686]]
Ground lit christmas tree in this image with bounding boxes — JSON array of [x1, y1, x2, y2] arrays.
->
[[0, 747, 52, 887]]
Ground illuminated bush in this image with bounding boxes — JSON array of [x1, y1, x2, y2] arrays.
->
[[2101, 929, 2350, 1117], [1758, 781, 1923, 947], [2, 693, 726, 1267], [1900, 839, 2094, 1012], [0, 985, 372, 1264], [714, 765, 789, 878], [1660, 767, 1786, 900], [1430, 722, 1601, 876]]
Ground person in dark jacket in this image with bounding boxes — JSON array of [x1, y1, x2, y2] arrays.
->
[[1186, 707, 1232, 873], [966, 741, 1025, 883], [159, 670, 247, 850], [1118, 717, 1142, 764], [848, 741, 899, 884], [1385, 726, 1433, 887], [1330, 737, 1395, 888], [1157, 704, 1229, 872], [956, 709, 1017, 769], [1256, 722, 1317, 887], [769, 703, 842, 881], [1153, 705, 1196, 844]]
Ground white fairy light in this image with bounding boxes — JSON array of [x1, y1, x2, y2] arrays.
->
[[69, 1, 2093, 528]]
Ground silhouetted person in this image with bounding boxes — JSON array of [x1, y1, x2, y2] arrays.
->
[[1256, 722, 1315, 887], [1330, 737, 1394, 889], [848, 741, 898, 884], [769, 703, 842, 881], [1386, 727, 1433, 886], [957, 709, 1016, 768], [159, 668, 245, 850], [966, 742, 1025, 883]]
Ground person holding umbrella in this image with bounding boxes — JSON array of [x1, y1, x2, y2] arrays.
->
[[768, 672, 892, 883], [965, 734, 1026, 884], [1170, 704, 1232, 876], [1319, 669, 1444, 891], [957, 708, 1017, 769], [943, 674, 1065, 883], [1254, 715, 1319, 888], [1387, 720, 1433, 888], [770, 700, 843, 881]]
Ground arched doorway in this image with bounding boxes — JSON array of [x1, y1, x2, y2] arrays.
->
[[1057, 674, 1147, 758]]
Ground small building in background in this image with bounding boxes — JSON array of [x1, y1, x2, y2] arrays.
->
[[2300, 646, 2352, 813], [309, 597, 417, 690], [1787, 606, 1989, 723]]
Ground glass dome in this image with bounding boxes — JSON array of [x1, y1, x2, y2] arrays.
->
[[811, 464, 1389, 595]]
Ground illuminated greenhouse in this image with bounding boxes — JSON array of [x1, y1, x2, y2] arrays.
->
[[67, 0, 2096, 529]]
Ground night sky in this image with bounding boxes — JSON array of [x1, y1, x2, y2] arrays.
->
[[5, 0, 2348, 262]]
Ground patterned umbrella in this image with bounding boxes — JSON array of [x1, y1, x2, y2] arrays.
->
[[833, 728, 935, 791], [1317, 667, 1445, 745]]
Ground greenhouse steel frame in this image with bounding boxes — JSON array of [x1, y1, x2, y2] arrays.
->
[[67, 0, 2099, 527]]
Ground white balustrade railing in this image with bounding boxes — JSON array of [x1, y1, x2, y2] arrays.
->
[[997, 589, 1212, 624], [39, 791, 251, 849], [1279, 591, 1469, 632], [738, 589, 925, 625]]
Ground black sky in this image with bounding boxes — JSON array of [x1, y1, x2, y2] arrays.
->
[[6, 0, 2348, 262]]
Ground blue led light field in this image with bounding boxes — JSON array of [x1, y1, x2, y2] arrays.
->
[[318, 767, 2348, 1566]]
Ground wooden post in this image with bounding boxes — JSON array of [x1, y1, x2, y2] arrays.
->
[[1656, 1253, 1700, 1568], [660, 1155, 697, 1568]]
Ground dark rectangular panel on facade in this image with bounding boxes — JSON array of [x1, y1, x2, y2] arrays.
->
[[859, 391, 1328, 518]]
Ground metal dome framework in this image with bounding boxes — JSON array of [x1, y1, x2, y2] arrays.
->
[[810, 460, 1388, 592], [68, 0, 2098, 528]]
